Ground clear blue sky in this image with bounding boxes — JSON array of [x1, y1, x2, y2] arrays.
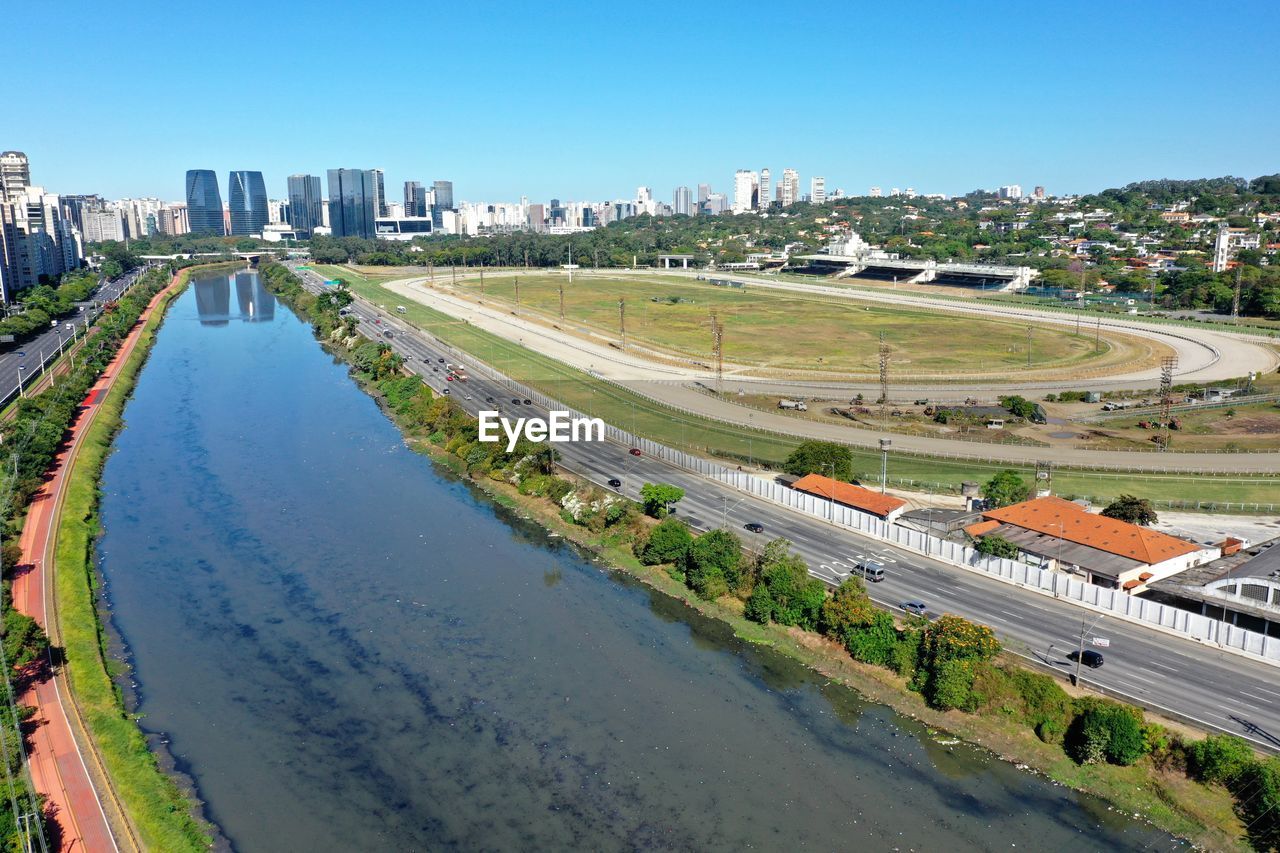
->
[[8, 0, 1278, 204]]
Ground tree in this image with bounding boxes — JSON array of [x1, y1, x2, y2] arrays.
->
[[974, 534, 1020, 559], [1066, 703, 1147, 766], [638, 517, 692, 565], [783, 441, 854, 482], [639, 482, 684, 518], [1101, 494, 1157, 526], [684, 529, 742, 599], [981, 470, 1029, 507], [761, 554, 826, 630], [744, 584, 775, 623]]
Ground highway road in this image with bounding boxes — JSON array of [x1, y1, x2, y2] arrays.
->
[[291, 264, 1280, 754], [0, 266, 148, 406]]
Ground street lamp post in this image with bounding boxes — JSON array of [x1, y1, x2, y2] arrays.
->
[[1073, 613, 1105, 687], [879, 437, 892, 494], [16, 365, 25, 399], [825, 462, 838, 524]]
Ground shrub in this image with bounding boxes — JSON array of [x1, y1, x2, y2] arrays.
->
[[889, 631, 921, 678], [744, 584, 774, 624], [1008, 668, 1073, 736], [684, 529, 741, 599], [844, 610, 900, 667], [1066, 703, 1147, 766], [1235, 757, 1280, 853], [1186, 734, 1256, 786], [927, 659, 977, 712], [970, 663, 1018, 714], [639, 517, 693, 566]]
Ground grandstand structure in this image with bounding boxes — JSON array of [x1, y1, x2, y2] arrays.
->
[[793, 232, 1036, 291]]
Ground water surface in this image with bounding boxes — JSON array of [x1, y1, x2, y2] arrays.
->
[[96, 271, 1177, 850]]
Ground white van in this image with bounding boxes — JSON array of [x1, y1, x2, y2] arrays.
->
[[856, 560, 886, 583]]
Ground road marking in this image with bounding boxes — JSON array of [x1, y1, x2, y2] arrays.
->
[[998, 609, 1024, 620], [1147, 660, 1178, 673], [1239, 690, 1273, 703]]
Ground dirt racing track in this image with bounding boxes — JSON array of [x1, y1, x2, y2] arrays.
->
[[382, 274, 1280, 473]]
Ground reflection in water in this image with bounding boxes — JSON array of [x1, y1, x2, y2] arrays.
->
[[234, 272, 275, 322], [195, 271, 275, 326], [193, 277, 230, 326]]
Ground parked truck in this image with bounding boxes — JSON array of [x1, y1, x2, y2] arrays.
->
[[778, 399, 808, 412]]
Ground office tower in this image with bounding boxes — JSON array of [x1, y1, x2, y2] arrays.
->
[[1033, 186, 1046, 199], [673, 186, 692, 216], [732, 170, 757, 214], [0, 152, 31, 204], [697, 183, 710, 204], [758, 168, 771, 210], [431, 180, 453, 227], [810, 176, 826, 205], [780, 168, 799, 207], [228, 170, 268, 236], [527, 203, 546, 231], [372, 169, 387, 217], [327, 169, 377, 238], [186, 169, 225, 235], [287, 174, 324, 236], [404, 181, 430, 217], [703, 193, 728, 215]]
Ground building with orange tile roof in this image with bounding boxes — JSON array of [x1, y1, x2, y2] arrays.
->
[[964, 496, 1218, 593], [791, 473, 908, 523]]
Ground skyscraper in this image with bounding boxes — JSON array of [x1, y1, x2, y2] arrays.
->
[[697, 183, 711, 204], [780, 169, 800, 207], [287, 174, 324, 236], [327, 169, 377, 238], [810, 176, 826, 205], [430, 180, 454, 227], [0, 152, 31, 204], [228, 170, 268, 236], [758, 168, 771, 210], [372, 169, 387, 217], [732, 170, 757, 214], [673, 186, 692, 216], [404, 181, 430, 218], [185, 169, 225, 235]]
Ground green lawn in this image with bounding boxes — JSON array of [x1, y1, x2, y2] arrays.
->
[[315, 265, 1280, 509]]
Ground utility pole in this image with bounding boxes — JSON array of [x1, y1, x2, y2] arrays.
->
[[1073, 614, 1105, 686], [618, 298, 626, 349], [711, 311, 724, 393], [1094, 317, 1101, 353], [1026, 324, 1033, 368], [1232, 266, 1242, 318], [878, 332, 890, 426], [558, 283, 565, 320], [451, 264, 457, 286], [1158, 355, 1177, 451], [514, 276, 519, 305], [524, 249, 529, 270]]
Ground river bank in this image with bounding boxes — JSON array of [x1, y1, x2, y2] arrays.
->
[[263, 268, 1250, 850], [50, 263, 216, 851]]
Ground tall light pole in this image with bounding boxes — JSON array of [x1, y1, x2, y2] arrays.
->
[[1073, 613, 1105, 687], [879, 438, 892, 494]]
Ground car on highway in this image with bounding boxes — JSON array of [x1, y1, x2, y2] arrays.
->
[[607, 478, 622, 488], [485, 396, 494, 403], [629, 448, 642, 457], [511, 398, 521, 404], [441, 388, 450, 395], [744, 522, 764, 534], [1067, 649, 1104, 668], [901, 601, 928, 617], [438, 358, 445, 363], [522, 398, 531, 405]]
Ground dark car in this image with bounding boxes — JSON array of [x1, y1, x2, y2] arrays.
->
[[629, 448, 642, 457], [607, 478, 622, 488], [485, 396, 494, 403], [744, 522, 764, 534], [523, 399, 531, 405], [438, 357, 445, 363], [1067, 649, 1104, 668], [512, 398, 521, 405], [441, 388, 450, 395], [901, 601, 928, 617]]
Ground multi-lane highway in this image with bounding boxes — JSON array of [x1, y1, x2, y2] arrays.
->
[[291, 264, 1280, 753], [0, 266, 148, 406]]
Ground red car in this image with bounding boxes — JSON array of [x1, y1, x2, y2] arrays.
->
[[629, 448, 642, 457], [446, 375, 454, 382]]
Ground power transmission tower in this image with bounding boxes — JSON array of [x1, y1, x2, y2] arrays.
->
[[618, 298, 626, 349], [878, 332, 890, 425], [1026, 325, 1033, 368], [710, 311, 723, 393], [1158, 355, 1177, 451]]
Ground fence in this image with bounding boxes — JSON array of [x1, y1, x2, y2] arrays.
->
[[300, 267, 1280, 667]]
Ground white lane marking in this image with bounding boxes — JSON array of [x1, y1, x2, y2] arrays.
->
[[1147, 660, 1179, 673], [999, 609, 1024, 621], [1239, 690, 1272, 703]]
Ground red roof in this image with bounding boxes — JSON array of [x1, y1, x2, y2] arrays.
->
[[982, 496, 1202, 566], [791, 474, 907, 518], [963, 520, 1001, 538]]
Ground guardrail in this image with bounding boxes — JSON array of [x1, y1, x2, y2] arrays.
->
[[290, 264, 1280, 666]]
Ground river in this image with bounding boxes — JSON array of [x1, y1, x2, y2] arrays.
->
[[94, 270, 1177, 850]]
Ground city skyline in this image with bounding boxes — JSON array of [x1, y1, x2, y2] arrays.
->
[[7, 1, 1278, 201]]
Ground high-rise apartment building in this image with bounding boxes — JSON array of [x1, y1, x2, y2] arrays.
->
[[157, 204, 189, 236], [810, 176, 826, 205], [327, 169, 378, 238], [673, 186, 692, 216], [404, 181, 430, 218], [228, 171, 268, 236], [697, 183, 711, 204], [732, 170, 758, 214], [869, 186, 882, 197], [780, 168, 799, 207], [372, 169, 387, 217], [758, 168, 771, 210], [186, 169, 225, 235], [997, 184, 1023, 199], [287, 174, 324, 236], [0, 152, 31, 203]]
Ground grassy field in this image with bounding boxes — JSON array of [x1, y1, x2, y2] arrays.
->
[[54, 271, 211, 851], [315, 265, 1280, 508], [427, 270, 1154, 377]]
